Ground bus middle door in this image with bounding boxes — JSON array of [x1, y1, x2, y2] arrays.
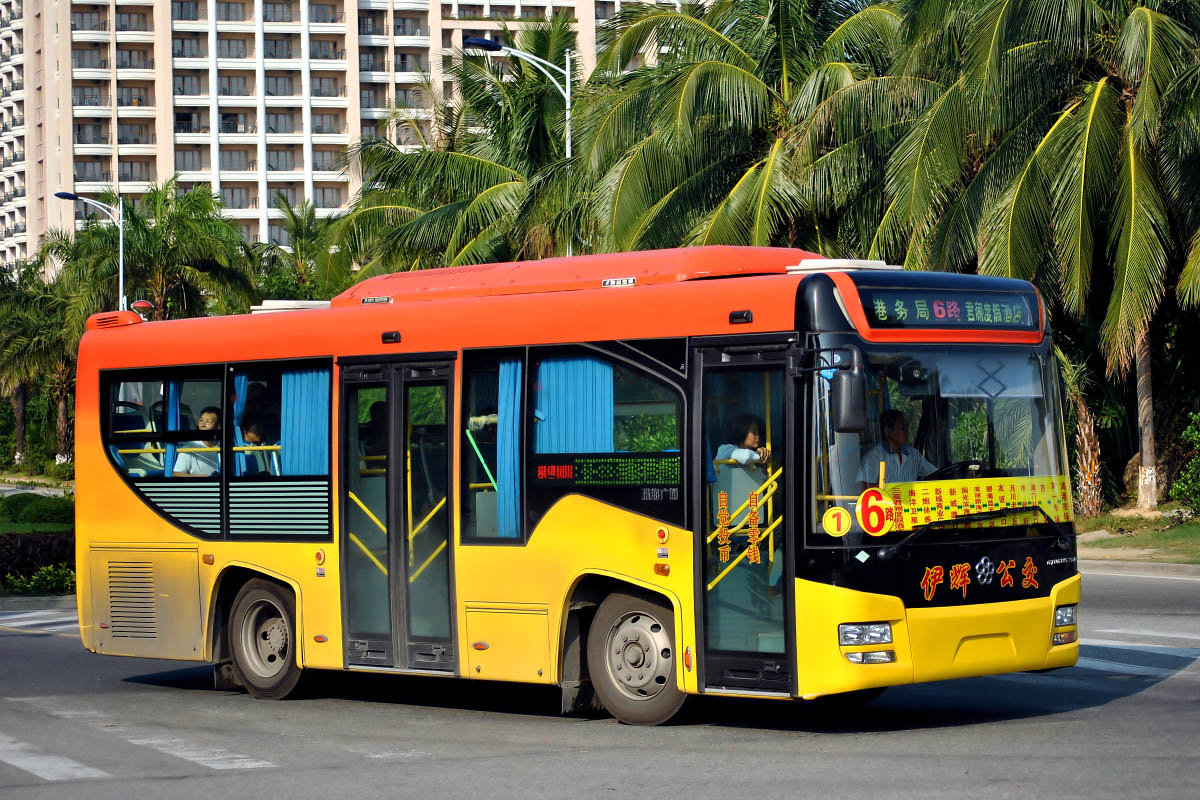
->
[[340, 359, 456, 672]]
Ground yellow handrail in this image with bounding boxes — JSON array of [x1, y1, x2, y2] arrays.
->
[[116, 445, 218, 455], [232, 444, 282, 453], [706, 466, 783, 543], [713, 480, 781, 539], [409, 540, 447, 583], [706, 515, 784, 591], [348, 531, 388, 577], [409, 496, 446, 547], [347, 490, 387, 534]]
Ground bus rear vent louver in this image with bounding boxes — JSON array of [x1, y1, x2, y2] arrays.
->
[[108, 561, 157, 639], [93, 315, 122, 328]]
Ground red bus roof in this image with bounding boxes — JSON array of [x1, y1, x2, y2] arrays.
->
[[331, 246, 823, 307]]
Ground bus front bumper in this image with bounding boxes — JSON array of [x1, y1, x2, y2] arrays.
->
[[794, 574, 1081, 699]]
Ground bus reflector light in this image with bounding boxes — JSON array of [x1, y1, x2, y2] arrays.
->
[[1052, 631, 1077, 645], [653, 564, 670, 576], [845, 650, 895, 664], [201, 554, 214, 565], [473, 642, 489, 651], [314, 635, 328, 643], [839, 622, 892, 646], [684, 647, 691, 671]]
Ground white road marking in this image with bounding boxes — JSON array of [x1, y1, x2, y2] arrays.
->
[[0, 615, 77, 629], [1083, 570, 1200, 582], [1083, 638, 1200, 658], [0, 732, 109, 782], [1096, 628, 1200, 642], [1075, 657, 1175, 678], [37, 623, 82, 633], [0, 611, 66, 623], [6, 697, 275, 771]]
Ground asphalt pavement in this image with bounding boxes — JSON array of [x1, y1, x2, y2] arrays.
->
[[0, 563, 1197, 799]]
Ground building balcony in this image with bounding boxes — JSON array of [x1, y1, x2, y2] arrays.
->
[[74, 170, 112, 183]]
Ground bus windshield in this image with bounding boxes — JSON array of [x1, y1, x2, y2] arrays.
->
[[811, 340, 1072, 548]]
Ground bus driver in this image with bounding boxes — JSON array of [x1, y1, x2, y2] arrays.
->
[[857, 409, 936, 488]]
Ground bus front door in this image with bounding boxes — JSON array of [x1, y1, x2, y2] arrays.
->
[[341, 360, 456, 672], [696, 343, 795, 694]]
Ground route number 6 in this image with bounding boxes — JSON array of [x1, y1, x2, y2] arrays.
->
[[855, 488, 895, 536]]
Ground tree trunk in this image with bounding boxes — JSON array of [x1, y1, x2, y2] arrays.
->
[[10, 381, 25, 465], [1135, 331, 1157, 510], [55, 393, 73, 464], [1075, 396, 1102, 518]]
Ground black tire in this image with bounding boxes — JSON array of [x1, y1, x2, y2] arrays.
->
[[586, 591, 689, 725], [228, 578, 305, 699]]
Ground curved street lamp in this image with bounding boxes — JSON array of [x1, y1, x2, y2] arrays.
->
[[54, 190, 126, 311], [464, 36, 573, 256]]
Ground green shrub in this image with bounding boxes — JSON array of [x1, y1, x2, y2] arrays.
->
[[1, 492, 43, 522], [15, 496, 74, 524], [50, 461, 75, 482], [1169, 412, 1200, 514], [3, 563, 76, 595]]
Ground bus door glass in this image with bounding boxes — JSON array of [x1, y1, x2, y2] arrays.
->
[[341, 361, 455, 671], [696, 345, 793, 693]]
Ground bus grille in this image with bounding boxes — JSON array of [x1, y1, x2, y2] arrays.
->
[[107, 561, 157, 639]]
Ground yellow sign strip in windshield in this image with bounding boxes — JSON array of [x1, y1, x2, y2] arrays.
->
[[884, 475, 1073, 532]]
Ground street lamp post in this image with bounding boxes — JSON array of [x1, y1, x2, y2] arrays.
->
[[464, 36, 573, 256], [55, 191, 126, 311]]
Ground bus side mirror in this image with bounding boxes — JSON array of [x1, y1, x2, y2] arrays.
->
[[833, 348, 867, 433]]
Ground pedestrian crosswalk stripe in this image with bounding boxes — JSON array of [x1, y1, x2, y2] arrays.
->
[[0, 732, 109, 782], [1074, 657, 1175, 678], [7, 697, 275, 771], [1097, 628, 1200, 642], [1083, 638, 1200, 658]]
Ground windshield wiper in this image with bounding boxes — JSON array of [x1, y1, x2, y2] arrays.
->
[[878, 504, 1068, 560]]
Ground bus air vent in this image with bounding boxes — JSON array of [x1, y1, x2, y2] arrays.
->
[[107, 561, 157, 639], [86, 310, 144, 331]]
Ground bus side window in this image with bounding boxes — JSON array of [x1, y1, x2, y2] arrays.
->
[[461, 351, 523, 540]]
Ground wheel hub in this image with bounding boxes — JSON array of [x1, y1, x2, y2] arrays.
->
[[606, 612, 673, 701]]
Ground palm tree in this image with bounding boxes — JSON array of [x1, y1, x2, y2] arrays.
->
[[580, 0, 897, 253], [0, 261, 38, 467], [0, 271, 78, 464], [339, 14, 578, 271], [254, 192, 353, 300], [42, 178, 256, 324], [796, 0, 1200, 509]]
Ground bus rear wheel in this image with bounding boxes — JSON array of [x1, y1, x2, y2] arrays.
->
[[586, 591, 688, 725], [229, 579, 305, 700]]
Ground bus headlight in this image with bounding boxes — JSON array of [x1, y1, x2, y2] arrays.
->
[[845, 650, 896, 664], [1054, 604, 1077, 627], [839, 622, 892, 646]]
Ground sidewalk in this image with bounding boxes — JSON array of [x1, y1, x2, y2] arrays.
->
[[1079, 559, 1200, 578], [0, 594, 77, 612]]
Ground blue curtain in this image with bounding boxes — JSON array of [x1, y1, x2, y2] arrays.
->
[[163, 380, 181, 477], [232, 373, 249, 476], [534, 357, 614, 454], [497, 360, 522, 538], [280, 368, 330, 476]]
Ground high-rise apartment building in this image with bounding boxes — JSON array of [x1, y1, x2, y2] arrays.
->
[[4, 0, 643, 264]]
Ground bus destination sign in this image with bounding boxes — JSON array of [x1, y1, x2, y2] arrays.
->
[[859, 289, 1038, 331]]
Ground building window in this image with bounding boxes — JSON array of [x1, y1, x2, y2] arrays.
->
[[263, 37, 292, 59], [311, 77, 339, 98], [216, 2, 246, 22], [218, 75, 248, 96], [266, 149, 294, 171], [313, 187, 341, 208], [265, 76, 293, 96], [173, 74, 202, 96], [221, 186, 251, 208], [171, 1, 199, 20], [217, 38, 248, 59], [262, 2, 292, 22], [220, 150, 249, 171], [265, 113, 295, 134], [173, 37, 204, 58], [312, 150, 337, 170], [175, 149, 204, 171], [312, 113, 340, 134], [310, 4, 337, 23]]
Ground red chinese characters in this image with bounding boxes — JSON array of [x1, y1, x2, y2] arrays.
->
[[949, 563, 971, 598], [746, 492, 761, 565], [920, 565, 945, 602], [1021, 556, 1039, 589], [535, 464, 574, 480], [716, 491, 731, 563], [998, 559, 1016, 588]]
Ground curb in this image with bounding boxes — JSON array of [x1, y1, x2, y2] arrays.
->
[[0, 594, 77, 612], [1079, 559, 1200, 578]]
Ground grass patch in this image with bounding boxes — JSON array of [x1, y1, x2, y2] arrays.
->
[[1075, 512, 1167, 536], [0, 523, 73, 536], [1081, 522, 1200, 564]]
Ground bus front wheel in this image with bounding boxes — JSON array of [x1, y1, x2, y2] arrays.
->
[[586, 591, 688, 725], [229, 579, 305, 700]]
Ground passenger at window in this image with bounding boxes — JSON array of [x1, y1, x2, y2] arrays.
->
[[240, 414, 275, 475], [174, 406, 221, 477], [361, 400, 388, 457], [857, 409, 936, 488], [716, 413, 771, 468]]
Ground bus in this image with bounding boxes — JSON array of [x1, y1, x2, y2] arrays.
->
[[75, 246, 1080, 725]]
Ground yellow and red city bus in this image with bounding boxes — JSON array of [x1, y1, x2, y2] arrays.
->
[[75, 246, 1080, 725]]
